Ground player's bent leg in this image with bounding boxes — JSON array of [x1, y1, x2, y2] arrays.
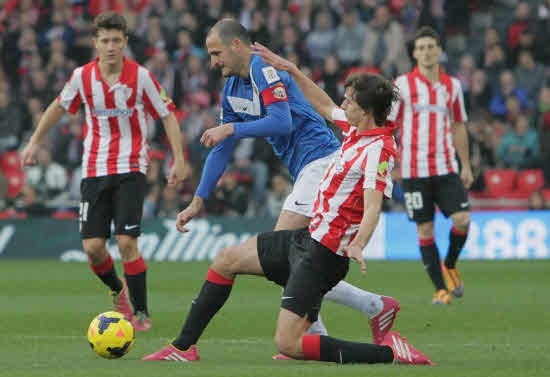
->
[[143, 239, 264, 360], [210, 236, 264, 279], [116, 235, 151, 330], [274, 308, 311, 359], [323, 281, 400, 344]]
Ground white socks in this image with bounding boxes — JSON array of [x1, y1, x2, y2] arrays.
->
[[306, 281, 384, 335], [324, 280, 384, 318]]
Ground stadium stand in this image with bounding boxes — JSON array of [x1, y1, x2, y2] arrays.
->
[[0, 0, 548, 216]]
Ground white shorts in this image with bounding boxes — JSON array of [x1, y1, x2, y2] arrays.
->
[[282, 151, 338, 217]]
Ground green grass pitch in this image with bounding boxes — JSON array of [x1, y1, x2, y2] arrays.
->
[[1, 260, 549, 377]]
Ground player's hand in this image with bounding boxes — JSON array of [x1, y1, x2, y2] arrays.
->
[[460, 165, 474, 190], [343, 244, 367, 275], [166, 158, 188, 186], [176, 197, 203, 233], [20, 142, 38, 167], [251, 42, 296, 72], [200, 124, 233, 148]]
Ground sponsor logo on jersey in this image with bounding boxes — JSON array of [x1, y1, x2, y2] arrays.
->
[[262, 66, 280, 84]]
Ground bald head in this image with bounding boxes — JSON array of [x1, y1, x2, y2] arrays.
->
[[207, 18, 251, 46]]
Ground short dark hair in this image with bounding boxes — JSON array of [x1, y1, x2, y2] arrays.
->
[[207, 18, 251, 46], [93, 11, 128, 36], [344, 73, 399, 126], [414, 25, 440, 46]]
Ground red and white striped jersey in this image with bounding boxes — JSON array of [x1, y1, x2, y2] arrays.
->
[[57, 57, 175, 178], [388, 67, 467, 179], [309, 108, 396, 255]]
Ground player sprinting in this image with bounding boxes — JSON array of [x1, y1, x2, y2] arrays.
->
[[20, 12, 187, 330], [173, 19, 399, 355], [143, 49, 433, 365], [388, 26, 473, 304]]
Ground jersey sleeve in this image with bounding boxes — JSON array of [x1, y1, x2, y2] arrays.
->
[[330, 107, 352, 134], [362, 138, 395, 198], [141, 68, 176, 120], [57, 67, 83, 114], [251, 60, 289, 107], [451, 78, 468, 123]]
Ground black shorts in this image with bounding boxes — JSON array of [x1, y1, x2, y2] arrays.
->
[[79, 172, 147, 239], [258, 228, 349, 322], [401, 173, 469, 223]]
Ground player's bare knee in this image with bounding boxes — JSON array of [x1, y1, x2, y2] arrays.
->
[[115, 235, 139, 260], [212, 246, 240, 275], [83, 239, 107, 262], [417, 222, 434, 238], [452, 211, 470, 231]]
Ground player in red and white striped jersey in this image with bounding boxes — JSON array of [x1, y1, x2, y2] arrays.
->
[[20, 12, 187, 329], [388, 26, 473, 304], [143, 46, 433, 365]]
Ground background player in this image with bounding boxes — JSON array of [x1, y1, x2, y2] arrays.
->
[[388, 26, 473, 304], [20, 11, 187, 330]]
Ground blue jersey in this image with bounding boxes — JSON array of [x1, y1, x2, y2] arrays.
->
[[196, 55, 340, 199]]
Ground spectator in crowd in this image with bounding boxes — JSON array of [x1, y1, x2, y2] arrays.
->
[[24, 144, 68, 207], [527, 189, 548, 210], [305, 11, 336, 68], [333, 8, 366, 68], [467, 69, 492, 116], [361, 4, 411, 77], [533, 86, 550, 183], [205, 171, 250, 217], [496, 114, 540, 170], [514, 49, 546, 103], [315, 54, 344, 105], [265, 173, 291, 218], [248, 8, 271, 46], [51, 112, 83, 171], [156, 183, 184, 218], [489, 70, 529, 119], [0, 90, 23, 155]]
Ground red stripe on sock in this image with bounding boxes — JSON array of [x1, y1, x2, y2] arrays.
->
[[123, 256, 147, 275], [206, 269, 234, 285], [302, 334, 321, 360], [90, 254, 114, 275], [451, 226, 468, 236], [419, 237, 435, 247]]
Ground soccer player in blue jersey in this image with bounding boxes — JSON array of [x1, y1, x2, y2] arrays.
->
[[162, 19, 399, 358]]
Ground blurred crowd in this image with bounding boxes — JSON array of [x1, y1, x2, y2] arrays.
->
[[1, 0, 550, 218]]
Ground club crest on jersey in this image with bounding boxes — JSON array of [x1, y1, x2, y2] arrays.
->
[[272, 86, 287, 100]]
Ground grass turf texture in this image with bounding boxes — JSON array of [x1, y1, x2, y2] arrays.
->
[[1, 260, 549, 377]]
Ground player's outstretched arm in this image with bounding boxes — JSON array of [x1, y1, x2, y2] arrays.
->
[[20, 99, 66, 167], [251, 42, 336, 120]]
